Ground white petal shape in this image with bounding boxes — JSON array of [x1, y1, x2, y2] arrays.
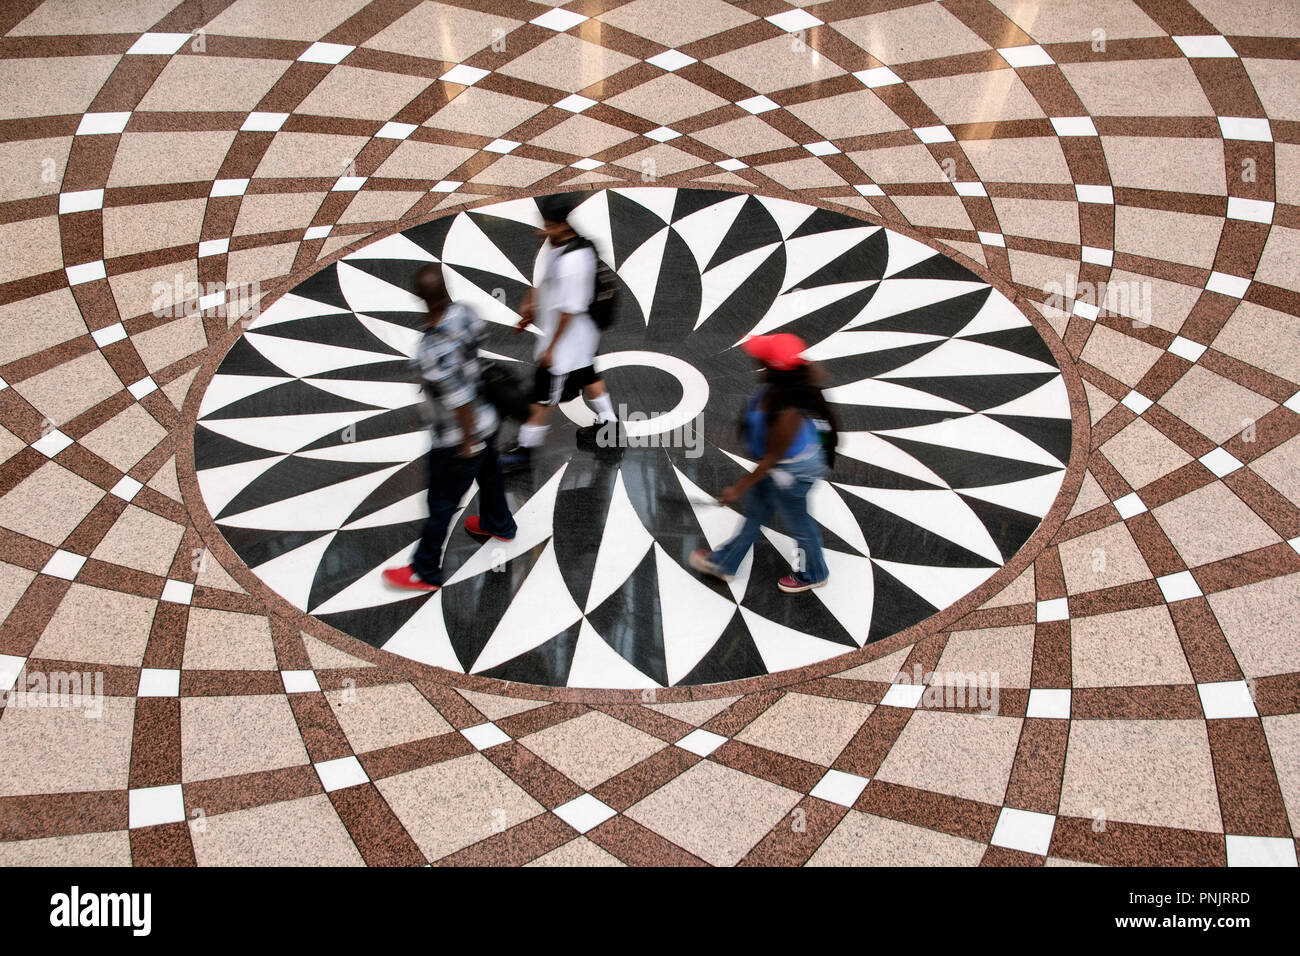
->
[[441, 213, 530, 284], [567, 619, 657, 688], [672, 465, 751, 601], [219, 463, 405, 532], [837, 485, 1004, 565], [310, 539, 425, 615], [671, 193, 748, 273], [656, 544, 737, 685], [250, 531, 337, 611], [983, 376, 1071, 419], [195, 453, 287, 515], [833, 433, 950, 487], [300, 377, 419, 411], [343, 232, 438, 262], [845, 278, 988, 330], [355, 313, 422, 356], [444, 464, 567, 585], [341, 488, 428, 530], [297, 428, 429, 464], [336, 260, 427, 313], [741, 606, 853, 672], [759, 528, 874, 646], [957, 470, 1065, 518], [242, 331, 400, 379], [614, 186, 677, 223], [879, 337, 1059, 379], [472, 197, 543, 226], [698, 241, 781, 329], [875, 413, 1065, 469], [825, 377, 970, 413], [782, 227, 878, 292], [756, 195, 817, 239], [748, 280, 878, 337], [198, 374, 292, 418], [802, 329, 944, 362], [954, 290, 1029, 336], [246, 292, 349, 330], [871, 559, 996, 612], [584, 468, 655, 612], [619, 225, 670, 322], [808, 481, 870, 556], [883, 230, 939, 277], [443, 264, 535, 329], [381, 591, 463, 672], [199, 409, 388, 455], [470, 539, 583, 673], [566, 189, 614, 265]]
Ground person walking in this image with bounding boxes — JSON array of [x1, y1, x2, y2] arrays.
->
[[500, 195, 619, 471], [689, 333, 837, 593], [383, 265, 517, 592]]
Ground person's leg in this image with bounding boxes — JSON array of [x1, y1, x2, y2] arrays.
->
[[410, 448, 477, 585], [471, 436, 517, 538], [771, 463, 829, 584], [582, 377, 616, 423], [709, 478, 776, 575]]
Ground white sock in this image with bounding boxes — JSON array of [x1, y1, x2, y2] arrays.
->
[[517, 424, 548, 448], [589, 393, 616, 423]]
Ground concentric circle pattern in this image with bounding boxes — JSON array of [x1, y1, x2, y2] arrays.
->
[[196, 188, 1073, 688], [1, 0, 1298, 868]]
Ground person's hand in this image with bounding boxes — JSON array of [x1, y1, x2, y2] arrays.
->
[[514, 316, 531, 334], [717, 484, 743, 506], [540, 346, 554, 369]]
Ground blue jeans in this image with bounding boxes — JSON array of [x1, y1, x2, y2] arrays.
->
[[411, 434, 516, 586], [710, 451, 829, 583]]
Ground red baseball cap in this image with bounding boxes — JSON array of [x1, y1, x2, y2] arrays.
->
[[741, 333, 808, 370]]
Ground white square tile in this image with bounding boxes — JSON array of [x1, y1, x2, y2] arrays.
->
[[91, 322, 126, 347], [299, 41, 353, 64], [1206, 271, 1250, 298], [953, 181, 986, 197], [138, 668, 180, 697], [716, 159, 747, 171], [1199, 446, 1243, 477], [1075, 184, 1114, 204], [569, 159, 602, 171], [281, 670, 321, 694], [555, 93, 596, 113], [978, 231, 1005, 247], [1156, 570, 1202, 603], [880, 681, 925, 708], [855, 183, 884, 197], [461, 722, 510, 750], [991, 806, 1056, 855], [440, 64, 489, 86], [430, 179, 462, 192], [999, 44, 1053, 67], [1036, 597, 1069, 622], [645, 127, 680, 143], [737, 94, 780, 115], [854, 66, 901, 88], [1198, 680, 1257, 719], [766, 9, 822, 31], [1288, 535, 1300, 556], [303, 224, 330, 240], [161, 579, 193, 605], [1226, 835, 1298, 867], [315, 755, 369, 792], [66, 260, 106, 286], [375, 121, 417, 140], [1173, 35, 1237, 58], [197, 289, 226, 313], [128, 377, 156, 400], [675, 728, 726, 757], [914, 124, 954, 144], [1120, 390, 1152, 415], [1026, 688, 1071, 719], [1227, 197, 1274, 223], [129, 784, 185, 829], [484, 138, 519, 154], [1168, 335, 1207, 362], [110, 475, 143, 501], [1114, 492, 1147, 519], [531, 8, 588, 31], [333, 175, 367, 191], [126, 32, 190, 55], [76, 112, 130, 135], [1081, 245, 1113, 266], [210, 178, 249, 198], [0, 375, 6, 392], [1072, 299, 1099, 321], [1286, 391, 1300, 415], [41, 549, 86, 581], [32, 429, 73, 457], [0, 655, 25, 692], [647, 49, 696, 72], [1218, 116, 1271, 142], [553, 793, 616, 834], [59, 189, 104, 214], [803, 140, 839, 156], [1051, 115, 1098, 136], [809, 769, 870, 807], [198, 238, 229, 258], [241, 111, 288, 132]]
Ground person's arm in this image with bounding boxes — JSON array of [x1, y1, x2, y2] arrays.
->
[[718, 407, 801, 504], [451, 402, 480, 458], [515, 287, 535, 332]]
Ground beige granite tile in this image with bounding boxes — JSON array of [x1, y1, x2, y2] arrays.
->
[[0, 216, 63, 285], [1070, 604, 1195, 688], [1153, 481, 1281, 567], [423, 87, 546, 138], [0, 462, 104, 546], [192, 794, 364, 866], [690, 116, 797, 157], [1080, 321, 1165, 387], [0, 697, 135, 796], [808, 809, 986, 865], [253, 132, 372, 180], [91, 505, 186, 577], [0, 560, 36, 623], [963, 136, 1073, 185], [469, 155, 563, 188], [981, 564, 1035, 609], [1244, 58, 1300, 122], [325, 682, 453, 753], [846, 143, 949, 184], [891, 194, 974, 231], [295, 65, 433, 123], [374, 140, 475, 181], [0, 830, 131, 866], [1114, 206, 1223, 270], [758, 156, 848, 190], [704, 35, 845, 95], [0, 136, 70, 203], [78, 404, 168, 474], [595, 0, 756, 47], [134, 55, 288, 113], [364, 1, 523, 62], [182, 608, 277, 671], [33, 584, 156, 667], [1261, 713, 1300, 835], [1211, 301, 1300, 387], [497, 33, 638, 94], [911, 69, 1046, 126], [181, 695, 310, 782], [108, 131, 238, 188], [785, 89, 907, 140], [645, 696, 740, 725], [604, 72, 729, 127], [531, 114, 637, 155], [834, 5, 989, 64], [0, 287, 87, 367], [1059, 521, 1151, 595], [1160, 365, 1277, 447], [932, 624, 1035, 689], [987, 0, 1164, 42], [1207, 573, 1300, 679], [1100, 417, 1195, 490], [525, 836, 625, 866], [874, 710, 1022, 806], [337, 189, 424, 224], [734, 691, 873, 765], [203, 0, 370, 40], [1254, 225, 1300, 294], [992, 197, 1079, 245], [1249, 435, 1300, 509], [1058, 59, 1215, 117], [233, 192, 328, 237], [14, 348, 122, 427], [520, 709, 665, 789], [1101, 135, 1227, 197], [0, 56, 120, 120]]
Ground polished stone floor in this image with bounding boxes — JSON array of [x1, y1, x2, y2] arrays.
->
[[0, 0, 1298, 867]]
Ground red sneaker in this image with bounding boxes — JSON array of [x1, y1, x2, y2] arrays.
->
[[777, 574, 827, 594], [382, 566, 439, 592], [464, 515, 515, 541]]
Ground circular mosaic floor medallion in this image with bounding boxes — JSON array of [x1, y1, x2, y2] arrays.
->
[[194, 187, 1074, 688]]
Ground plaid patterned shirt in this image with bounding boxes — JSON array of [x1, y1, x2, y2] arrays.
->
[[412, 301, 498, 449]]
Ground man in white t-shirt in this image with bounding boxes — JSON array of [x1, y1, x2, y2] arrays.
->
[[501, 195, 619, 470]]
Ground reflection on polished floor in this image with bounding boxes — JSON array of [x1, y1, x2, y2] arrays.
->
[[0, 0, 1298, 867]]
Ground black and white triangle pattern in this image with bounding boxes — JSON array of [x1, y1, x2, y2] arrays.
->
[[194, 188, 1072, 688]]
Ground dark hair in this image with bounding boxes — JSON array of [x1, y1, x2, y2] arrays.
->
[[763, 365, 839, 463], [538, 194, 578, 224]]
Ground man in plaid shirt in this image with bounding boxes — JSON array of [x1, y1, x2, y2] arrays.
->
[[384, 266, 517, 591]]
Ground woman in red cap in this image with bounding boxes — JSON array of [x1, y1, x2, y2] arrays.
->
[[690, 333, 837, 593]]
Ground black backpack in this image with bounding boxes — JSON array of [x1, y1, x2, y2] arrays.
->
[[561, 236, 618, 331]]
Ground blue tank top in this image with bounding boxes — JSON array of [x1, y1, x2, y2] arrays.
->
[[744, 388, 818, 461]]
